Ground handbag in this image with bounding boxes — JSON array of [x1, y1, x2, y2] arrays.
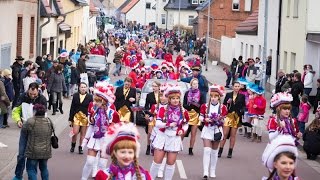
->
[[48, 118, 59, 149], [214, 127, 222, 141]]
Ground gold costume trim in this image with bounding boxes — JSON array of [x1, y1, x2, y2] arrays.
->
[[118, 105, 131, 123], [188, 109, 200, 126], [73, 111, 89, 126], [224, 112, 240, 128]]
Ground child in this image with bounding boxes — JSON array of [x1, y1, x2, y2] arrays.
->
[[297, 95, 311, 134], [95, 123, 152, 180], [223, 67, 232, 88]]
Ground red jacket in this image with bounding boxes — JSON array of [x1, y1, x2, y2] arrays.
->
[[248, 95, 266, 115], [164, 53, 173, 63], [175, 55, 183, 68], [128, 71, 138, 88]]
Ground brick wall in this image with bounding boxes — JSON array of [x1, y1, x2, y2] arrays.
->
[[197, 0, 259, 40]]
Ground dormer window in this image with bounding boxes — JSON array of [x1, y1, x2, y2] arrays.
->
[[232, 0, 240, 11], [192, 0, 198, 4], [199, 0, 206, 4]]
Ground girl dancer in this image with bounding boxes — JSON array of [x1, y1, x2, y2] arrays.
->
[[149, 85, 190, 180], [268, 92, 302, 143], [250, 86, 266, 143], [81, 82, 120, 180], [95, 123, 152, 180], [183, 78, 206, 155], [199, 84, 227, 179], [69, 82, 93, 154]]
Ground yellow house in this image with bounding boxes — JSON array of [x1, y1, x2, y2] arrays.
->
[[61, 0, 88, 52]]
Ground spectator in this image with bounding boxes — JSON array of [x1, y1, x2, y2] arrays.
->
[[303, 118, 320, 160], [266, 56, 272, 83], [70, 62, 80, 96], [245, 58, 257, 83], [20, 61, 34, 93], [112, 48, 123, 76], [11, 56, 24, 107], [47, 64, 67, 115], [291, 73, 304, 118], [281, 73, 294, 92], [230, 58, 238, 82], [254, 57, 263, 86], [275, 69, 287, 93], [303, 64, 315, 96], [44, 54, 53, 72], [236, 60, 245, 78], [1, 69, 14, 128], [297, 95, 311, 134], [22, 70, 37, 93], [223, 67, 232, 88], [0, 77, 10, 128], [77, 53, 88, 74], [12, 82, 47, 180], [23, 103, 53, 180], [314, 78, 320, 114]]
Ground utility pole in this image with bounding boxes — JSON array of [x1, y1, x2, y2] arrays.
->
[[205, 0, 211, 71], [262, 0, 268, 91]]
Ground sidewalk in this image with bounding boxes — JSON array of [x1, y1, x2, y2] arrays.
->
[[0, 99, 71, 179]]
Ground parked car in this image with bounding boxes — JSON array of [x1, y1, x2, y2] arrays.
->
[[143, 58, 164, 67], [135, 79, 190, 126], [86, 54, 110, 80]]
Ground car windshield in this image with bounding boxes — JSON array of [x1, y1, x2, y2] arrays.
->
[[144, 59, 164, 66], [142, 80, 188, 93], [88, 55, 105, 64]]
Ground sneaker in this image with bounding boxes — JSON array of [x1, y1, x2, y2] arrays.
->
[[0, 142, 8, 148]]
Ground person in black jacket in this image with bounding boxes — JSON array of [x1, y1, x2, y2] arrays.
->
[[68, 82, 93, 154], [114, 77, 136, 122], [275, 69, 287, 93], [183, 78, 205, 155], [303, 118, 320, 160], [218, 82, 245, 158], [313, 78, 320, 114], [265, 56, 272, 83], [144, 80, 161, 155], [70, 62, 80, 96], [11, 56, 24, 107], [291, 73, 304, 118]]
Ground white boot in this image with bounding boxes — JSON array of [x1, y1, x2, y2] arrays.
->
[[210, 149, 218, 178], [81, 155, 96, 180], [158, 159, 166, 178], [203, 147, 211, 177], [150, 161, 161, 180], [164, 164, 175, 180]]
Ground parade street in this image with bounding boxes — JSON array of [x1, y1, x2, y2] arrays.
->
[[1, 56, 320, 179]]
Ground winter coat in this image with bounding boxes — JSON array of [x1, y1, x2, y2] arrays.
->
[[266, 60, 271, 75], [11, 61, 23, 89], [281, 80, 293, 92], [255, 62, 263, 81], [303, 71, 314, 88], [23, 116, 52, 159], [3, 77, 14, 101], [303, 128, 320, 155], [77, 59, 87, 74], [70, 67, 80, 85], [298, 102, 311, 123], [181, 74, 209, 95], [314, 88, 320, 112], [275, 76, 288, 93], [0, 81, 10, 115], [291, 81, 304, 107], [44, 59, 53, 72], [246, 65, 257, 83], [113, 51, 123, 64], [36, 59, 45, 71], [47, 72, 67, 93]]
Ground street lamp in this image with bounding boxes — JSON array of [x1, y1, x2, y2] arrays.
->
[[205, 0, 211, 71]]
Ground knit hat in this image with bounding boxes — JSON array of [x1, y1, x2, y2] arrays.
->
[[102, 122, 140, 158], [209, 84, 225, 96], [93, 81, 115, 104], [262, 135, 298, 171], [270, 92, 293, 108]]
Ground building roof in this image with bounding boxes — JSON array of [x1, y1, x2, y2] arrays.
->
[[71, 0, 89, 6], [90, 0, 99, 14], [195, 0, 214, 11], [40, 0, 60, 17], [119, 0, 139, 14], [54, 0, 65, 15], [164, 0, 199, 10], [235, 9, 259, 35]]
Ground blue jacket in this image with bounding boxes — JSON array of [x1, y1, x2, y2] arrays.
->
[[44, 59, 53, 72], [3, 77, 14, 101], [181, 74, 208, 94]]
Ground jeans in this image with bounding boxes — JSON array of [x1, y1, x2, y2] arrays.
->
[[65, 83, 70, 97], [113, 63, 121, 76], [226, 76, 231, 87], [291, 106, 299, 118], [304, 88, 312, 96], [14, 129, 28, 179], [26, 159, 49, 180], [0, 114, 3, 128], [52, 92, 62, 105], [298, 121, 306, 134]]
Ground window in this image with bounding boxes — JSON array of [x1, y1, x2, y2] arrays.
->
[[232, 0, 240, 11], [16, 16, 23, 56], [269, 49, 273, 57], [241, 42, 244, 55], [244, 0, 252, 12], [29, 17, 35, 57], [290, 52, 296, 71], [146, 2, 151, 9], [192, 0, 198, 4], [199, 0, 206, 4], [283, 51, 288, 71], [245, 44, 248, 59], [293, 0, 299, 18], [258, 45, 262, 58], [250, 45, 254, 58], [188, 16, 194, 26], [161, 14, 166, 25], [287, 0, 291, 17]]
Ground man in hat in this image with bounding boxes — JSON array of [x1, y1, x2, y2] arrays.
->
[[181, 63, 209, 100], [11, 56, 24, 107]]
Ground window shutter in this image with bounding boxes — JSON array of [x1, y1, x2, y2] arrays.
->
[[16, 16, 23, 56], [30, 17, 35, 57]]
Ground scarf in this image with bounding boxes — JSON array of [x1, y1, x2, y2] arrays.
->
[[280, 117, 299, 146], [93, 108, 108, 138], [187, 88, 200, 107], [273, 173, 295, 180], [166, 105, 182, 126], [109, 163, 135, 180]]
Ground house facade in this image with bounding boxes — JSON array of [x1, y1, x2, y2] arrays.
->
[[0, 0, 38, 68], [196, 0, 259, 40]]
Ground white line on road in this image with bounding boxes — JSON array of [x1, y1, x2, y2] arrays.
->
[[176, 159, 187, 179]]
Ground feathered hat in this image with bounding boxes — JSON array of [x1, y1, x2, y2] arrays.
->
[[237, 77, 249, 85], [262, 135, 298, 171], [270, 92, 293, 108], [247, 83, 259, 94], [165, 84, 182, 97], [102, 122, 141, 158], [256, 86, 265, 95], [114, 79, 124, 87], [93, 81, 115, 104], [209, 84, 226, 96]]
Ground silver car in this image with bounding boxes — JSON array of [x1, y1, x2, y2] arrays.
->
[[86, 54, 110, 79], [136, 79, 190, 126]]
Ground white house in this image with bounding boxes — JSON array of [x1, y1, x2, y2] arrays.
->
[[163, 0, 201, 30], [155, 0, 168, 29], [117, 0, 156, 25]]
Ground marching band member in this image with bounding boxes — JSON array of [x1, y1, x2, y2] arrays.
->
[[199, 84, 227, 179], [81, 82, 120, 180], [149, 85, 190, 180], [268, 92, 302, 144], [95, 123, 152, 180]]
